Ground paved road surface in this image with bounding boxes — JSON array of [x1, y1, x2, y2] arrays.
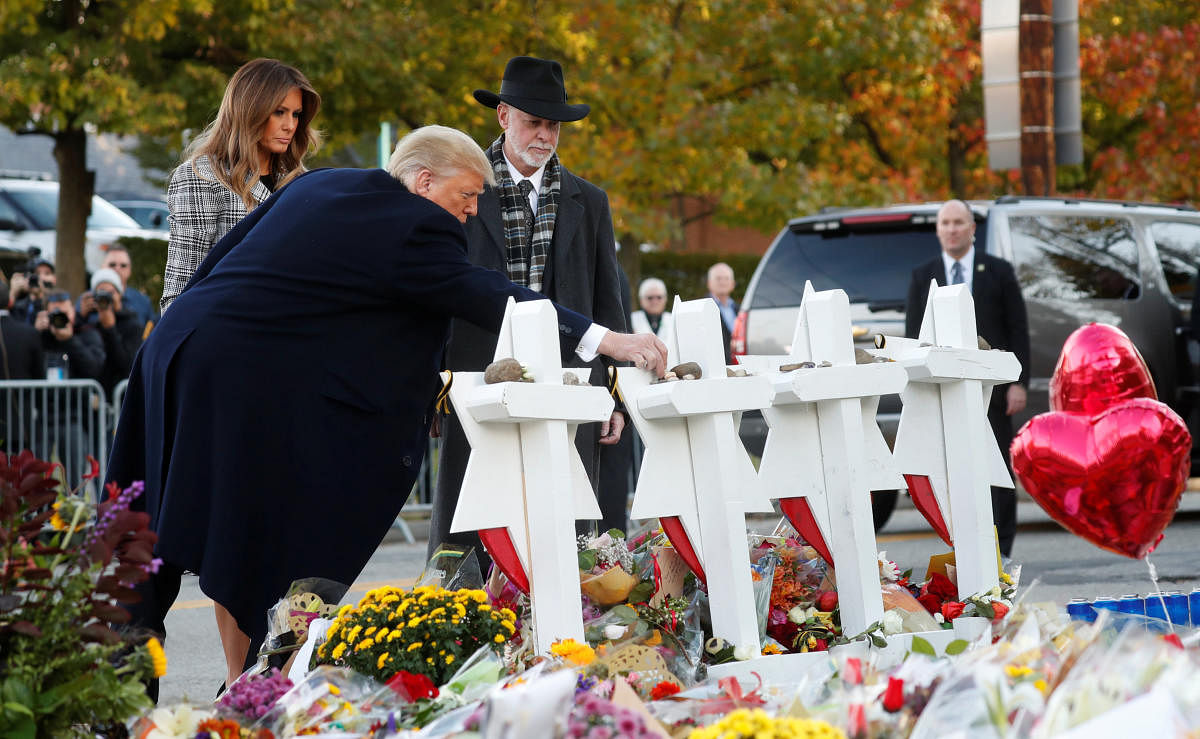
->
[[157, 497, 1200, 705]]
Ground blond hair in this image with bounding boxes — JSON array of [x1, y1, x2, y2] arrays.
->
[[387, 125, 494, 189], [184, 58, 322, 210]]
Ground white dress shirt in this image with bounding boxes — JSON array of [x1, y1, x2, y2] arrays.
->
[[941, 246, 976, 293]]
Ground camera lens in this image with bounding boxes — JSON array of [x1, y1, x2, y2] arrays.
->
[[96, 291, 113, 308], [49, 311, 69, 330]]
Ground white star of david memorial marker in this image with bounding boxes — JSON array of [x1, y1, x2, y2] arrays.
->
[[873, 282, 1020, 597], [445, 298, 614, 654], [618, 297, 774, 652], [745, 283, 908, 635]]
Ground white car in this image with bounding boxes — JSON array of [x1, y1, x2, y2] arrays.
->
[[0, 177, 163, 272]]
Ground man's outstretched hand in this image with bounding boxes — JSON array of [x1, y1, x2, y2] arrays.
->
[[597, 331, 669, 378]]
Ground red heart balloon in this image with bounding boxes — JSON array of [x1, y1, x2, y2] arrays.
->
[[1011, 398, 1191, 559], [1050, 323, 1156, 414]]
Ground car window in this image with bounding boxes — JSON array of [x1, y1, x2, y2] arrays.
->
[[4, 188, 139, 230], [750, 225, 945, 309], [1150, 221, 1200, 303], [1008, 215, 1140, 300], [0, 195, 22, 227]]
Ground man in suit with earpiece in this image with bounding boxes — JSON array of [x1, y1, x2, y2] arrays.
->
[[904, 199, 1030, 558]]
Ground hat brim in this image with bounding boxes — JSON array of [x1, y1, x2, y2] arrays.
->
[[473, 89, 590, 122]]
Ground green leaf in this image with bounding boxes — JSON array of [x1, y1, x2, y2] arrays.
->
[[870, 634, 887, 648], [577, 551, 596, 572], [606, 528, 626, 540], [627, 581, 655, 604], [609, 604, 639, 626], [975, 601, 995, 619], [910, 636, 936, 656], [944, 639, 969, 656]]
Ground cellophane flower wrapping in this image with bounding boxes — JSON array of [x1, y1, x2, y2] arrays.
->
[[257, 664, 382, 735]]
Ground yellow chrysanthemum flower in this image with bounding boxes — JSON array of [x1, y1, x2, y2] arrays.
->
[[145, 637, 167, 678], [377, 652, 390, 670], [331, 642, 348, 660]]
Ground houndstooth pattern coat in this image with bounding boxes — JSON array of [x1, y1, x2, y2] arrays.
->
[[161, 155, 271, 312]]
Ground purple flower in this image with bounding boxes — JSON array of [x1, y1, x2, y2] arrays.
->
[[617, 715, 643, 735]]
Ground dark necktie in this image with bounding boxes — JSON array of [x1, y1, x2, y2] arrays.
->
[[517, 180, 535, 232], [951, 260, 964, 285]]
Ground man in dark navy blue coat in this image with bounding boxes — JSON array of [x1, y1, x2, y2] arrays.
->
[[107, 126, 667, 688], [904, 199, 1030, 559]]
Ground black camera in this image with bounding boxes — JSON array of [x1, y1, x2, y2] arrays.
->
[[48, 310, 70, 330], [95, 289, 114, 309]]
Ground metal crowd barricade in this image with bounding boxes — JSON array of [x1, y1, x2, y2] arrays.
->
[[0, 379, 111, 497]]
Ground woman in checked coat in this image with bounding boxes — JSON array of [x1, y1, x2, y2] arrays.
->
[[161, 58, 321, 313]]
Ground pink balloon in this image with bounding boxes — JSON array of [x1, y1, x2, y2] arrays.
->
[[1011, 398, 1191, 559], [1050, 323, 1156, 414]]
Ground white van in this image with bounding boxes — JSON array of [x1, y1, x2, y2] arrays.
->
[[0, 177, 161, 272]]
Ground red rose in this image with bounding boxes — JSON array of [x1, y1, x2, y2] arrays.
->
[[811, 638, 828, 652], [917, 593, 942, 614], [816, 590, 839, 612], [882, 676, 905, 713], [925, 573, 957, 601], [650, 681, 682, 700], [991, 602, 1010, 621], [386, 670, 439, 702], [940, 602, 966, 621]]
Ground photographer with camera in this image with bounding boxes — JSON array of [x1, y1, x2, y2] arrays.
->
[[78, 268, 143, 393], [33, 290, 105, 483], [10, 257, 58, 324]]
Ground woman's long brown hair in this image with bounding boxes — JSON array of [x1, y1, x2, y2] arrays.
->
[[183, 58, 322, 210]]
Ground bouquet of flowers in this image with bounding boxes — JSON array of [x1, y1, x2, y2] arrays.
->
[[0, 451, 162, 737], [566, 689, 659, 738], [579, 529, 640, 605], [312, 584, 516, 685], [687, 708, 846, 738], [216, 668, 294, 721]]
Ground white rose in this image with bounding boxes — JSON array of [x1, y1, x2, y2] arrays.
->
[[934, 612, 945, 624], [733, 644, 755, 661], [882, 609, 904, 635], [604, 624, 626, 641], [788, 606, 808, 624]]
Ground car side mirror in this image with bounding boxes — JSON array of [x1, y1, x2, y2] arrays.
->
[[0, 218, 24, 232], [150, 212, 164, 227]]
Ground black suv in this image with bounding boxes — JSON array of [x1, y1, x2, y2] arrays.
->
[[734, 197, 1200, 529]]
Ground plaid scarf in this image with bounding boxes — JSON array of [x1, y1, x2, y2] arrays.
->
[[487, 135, 560, 293]]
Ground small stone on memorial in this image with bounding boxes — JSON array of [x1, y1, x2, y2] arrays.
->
[[817, 360, 833, 368], [977, 336, 991, 350], [669, 362, 702, 379], [562, 371, 585, 386], [484, 357, 528, 384], [779, 361, 816, 372]]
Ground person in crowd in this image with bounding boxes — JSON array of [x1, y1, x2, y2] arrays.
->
[[430, 56, 628, 561], [106, 125, 667, 693], [101, 245, 157, 330], [904, 199, 1029, 558], [0, 279, 46, 448], [161, 57, 321, 312], [10, 257, 58, 324], [706, 262, 738, 363], [631, 277, 673, 337], [78, 268, 144, 393], [34, 289, 105, 482]]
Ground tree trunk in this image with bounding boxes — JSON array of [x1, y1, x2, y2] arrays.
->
[[52, 128, 92, 296], [1019, 0, 1056, 195]]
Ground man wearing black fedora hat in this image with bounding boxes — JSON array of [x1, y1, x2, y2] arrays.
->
[[430, 56, 629, 561]]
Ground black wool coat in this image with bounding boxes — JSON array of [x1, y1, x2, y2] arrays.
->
[[106, 168, 590, 644]]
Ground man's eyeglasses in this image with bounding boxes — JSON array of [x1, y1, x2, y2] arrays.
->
[[106, 262, 130, 269], [643, 295, 666, 300]]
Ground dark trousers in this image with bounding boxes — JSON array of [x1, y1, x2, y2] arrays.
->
[[123, 562, 184, 703], [988, 385, 1018, 558]]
